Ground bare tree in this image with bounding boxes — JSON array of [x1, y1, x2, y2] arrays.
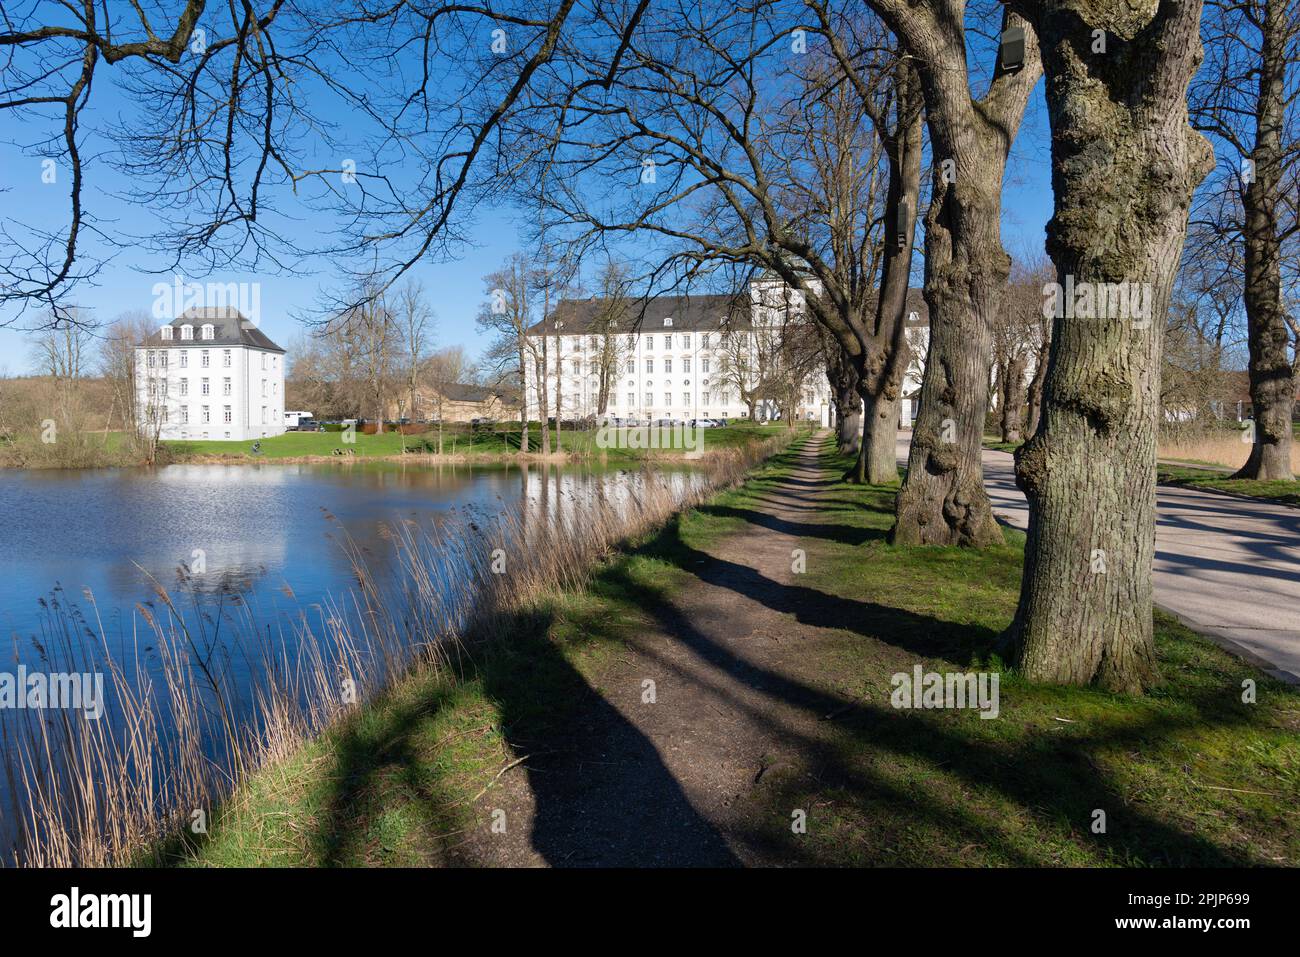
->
[[425, 346, 472, 453], [991, 258, 1051, 443], [1190, 0, 1300, 479], [590, 260, 635, 416], [477, 253, 538, 451], [32, 312, 95, 379], [392, 280, 435, 447], [857, 2, 1041, 544], [0, 1, 591, 324], [503, 3, 925, 483]]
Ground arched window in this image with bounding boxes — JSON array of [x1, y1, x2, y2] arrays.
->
[[180, 324, 194, 340], [201, 323, 215, 340], [161, 325, 173, 340]]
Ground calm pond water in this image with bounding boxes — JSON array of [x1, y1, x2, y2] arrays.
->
[[1, 460, 700, 654], [0, 459, 707, 856]]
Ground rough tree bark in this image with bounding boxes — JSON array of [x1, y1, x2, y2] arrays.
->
[[1025, 323, 1051, 437], [1234, 0, 1295, 481], [999, 353, 1028, 443], [866, 3, 1042, 545], [828, 345, 863, 456], [1008, 0, 1214, 692]]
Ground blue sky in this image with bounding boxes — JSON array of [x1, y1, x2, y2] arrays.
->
[[0, 14, 1056, 376]]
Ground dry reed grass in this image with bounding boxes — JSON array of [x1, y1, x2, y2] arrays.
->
[[2, 433, 793, 866]]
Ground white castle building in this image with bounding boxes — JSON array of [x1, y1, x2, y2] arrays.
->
[[523, 279, 834, 426], [136, 307, 287, 441], [522, 278, 929, 429]]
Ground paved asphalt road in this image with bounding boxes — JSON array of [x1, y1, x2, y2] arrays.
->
[[895, 434, 1300, 683]]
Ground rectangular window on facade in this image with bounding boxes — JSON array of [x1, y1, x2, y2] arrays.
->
[[628, 393, 635, 407], [625, 359, 633, 373], [262, 379, 268, 398], [223, 406, 232, 424], [179, 351, 188, 368], [702, 334, 710, 348], [645, 392, 652, 405], [645, 359, 653, 373], [664, 392, 670, 405], [223, 350, 232, 367], [683, 393, 689, 405], [683, 335, 690, 348], [181, 407, 189, 424], [683, 358, 691, 373], [180, 380, 188, 397], [702, 358, 710, 373], [664, 359, 672, 373], [201, 406, 210, 424], [201, 350, 210, 367], [146, 351, 155, 368], [201, 378, 210, 396], [646, 337, 653, 350], [663, 335, 671, 348], [159, 352, 167, 367], [223, 378, 231, 396]]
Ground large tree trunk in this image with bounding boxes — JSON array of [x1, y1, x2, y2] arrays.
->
[[1234, 0, 1294, 482], [836, 391, 862, 455], [1010, 0, 1213, 693], [829, 348, 862, 455], [882, 8, 1038, 547], [861, 388, 902, 484], [890, 157, 1006, 547]]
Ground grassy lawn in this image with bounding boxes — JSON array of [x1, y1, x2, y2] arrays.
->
[[982, 436, 1021, 454], [164, 421, 792, 462], [1157, 463, 1300, 507], [163, 437, 1300, 867]]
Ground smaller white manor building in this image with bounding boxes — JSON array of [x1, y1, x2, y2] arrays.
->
[[136, 307, 287, 441]]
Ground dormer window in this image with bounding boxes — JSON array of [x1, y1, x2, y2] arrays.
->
[[663, 317, 673, 327], [181, 324, 193, 340], [201, 323, 215, 340], [161, 326, 173, 340]]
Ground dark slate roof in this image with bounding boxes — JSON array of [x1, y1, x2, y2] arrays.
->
[[440, 382, 509, 403], [141, 307, 285, 353], [527, 293, 751, 336], [527, 288, 929, 336]]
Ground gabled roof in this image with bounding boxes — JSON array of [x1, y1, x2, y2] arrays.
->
[[141, 307, 285, 353]]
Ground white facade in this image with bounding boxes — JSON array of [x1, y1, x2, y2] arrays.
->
[[136, 309, 286, 442], [523, 280, 833, 427]]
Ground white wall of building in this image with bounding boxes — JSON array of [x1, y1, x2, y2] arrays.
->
[[136, 342, 286, 442], [523, 283, 832, 426]]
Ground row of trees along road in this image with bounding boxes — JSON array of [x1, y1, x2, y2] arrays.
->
[[0, 0, 1291, 693]]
